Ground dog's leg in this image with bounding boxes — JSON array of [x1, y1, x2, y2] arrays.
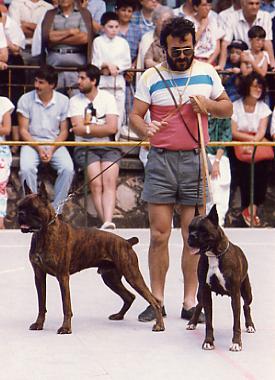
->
[[100, 267, 135, 320], [230, 289, 242, 351], [202, 286, 215, 350], [241, 275, 256, 333], [187, 286, 203, 330], [123, 267, 165, 332], [57, 274, 73, 334], [29, 265, 47, 331]]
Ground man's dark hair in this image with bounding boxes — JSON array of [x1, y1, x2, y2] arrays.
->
[[116, 0, 137, 11], [34, 65, 58, 87], [248, 25, 266, 39], [192, 0, 212, 6], [100, 11, 119, 26], [238, 72, 266, 100], [78, 64, 101, 86], [160, 17, 196, 50]]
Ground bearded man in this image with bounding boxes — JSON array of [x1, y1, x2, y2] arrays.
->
[[130, 17, 232, 323]]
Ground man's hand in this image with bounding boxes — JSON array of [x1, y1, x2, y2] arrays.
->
[[211, 161, 220, 179], [38, 146, 54, 163], [147, 120, 168, 138], [189, 95, 208, 114]]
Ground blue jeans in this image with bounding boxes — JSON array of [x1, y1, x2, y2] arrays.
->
[[20, 146, 74, 213]]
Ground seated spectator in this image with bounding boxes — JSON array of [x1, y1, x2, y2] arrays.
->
[[144, 6, 174, 68], [8, 0, 53, 66], [17, 65, 74, 215], [0, 14, 8, 70], [92, 11, 131, 138], [217, 0, 241, 35], [231, 73, 272, 226], [186, 0, 223, 65], [271, 106, 275, 140], [240, 25, 269, 77], [218, 0, 275, 70], [131, 0, 160, 37], [223, 39, 248, 101], [206, 117, 232, 226], [36, 0, 94, 95], [260, 0, 275, 14], [173, 0, 194, 18], [0, 96, 13, 229], [68, 64, 120, 230]]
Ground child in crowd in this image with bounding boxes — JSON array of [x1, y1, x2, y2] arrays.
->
[[0, 96, 13, 229], [223, 39, 248, 101], [240, 26, 269, 77], [92, 11, 131, 138]]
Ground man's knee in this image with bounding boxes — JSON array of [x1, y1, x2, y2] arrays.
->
[[150, 229, 170, 249]]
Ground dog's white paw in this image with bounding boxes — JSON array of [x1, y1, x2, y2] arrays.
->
[[229, 343, 242, 352], [202, 342, 215, 350], [186, 323, 196, 330], [246, 326, 256, 333]]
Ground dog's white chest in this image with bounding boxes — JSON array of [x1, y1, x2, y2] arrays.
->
[[206, 256, 227, 291]]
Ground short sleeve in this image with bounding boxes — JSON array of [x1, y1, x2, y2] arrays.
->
[[134, 71, 151, 105], [16, 94, 30, 118]]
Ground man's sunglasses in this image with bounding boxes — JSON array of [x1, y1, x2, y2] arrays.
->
[[170, 48, 194, 58]]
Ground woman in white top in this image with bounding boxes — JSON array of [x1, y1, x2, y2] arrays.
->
[[231, 73, 272, 226], [0, 97, 13, 228], [240, 26, 269, 77]]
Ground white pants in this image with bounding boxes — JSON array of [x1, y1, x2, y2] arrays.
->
[[206, 154, 231, 226]]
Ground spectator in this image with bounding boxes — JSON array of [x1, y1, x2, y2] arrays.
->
[[37, 0, 94, 95], [0, 96, 13, 229], [260, 0, 275, 14], [240, 25, 269, 77], [231, 73, 272, 226], [223, 39, 248, 101], [68, 64, 120, 230], [92, 11, 131, 138], [131, 0, 160, 37], [86, 0, 106, 32], [130, 17, 232, 322], [218, 0, 275, 70], [271, 106, 275, 139], [186, 0, 223, 65], [206, 117, 232, 226], [218, 0, 241, 34], [173, 0, 194, 17], [144, 6, 174, 68], [8, 0, 54, 66], [17, 65, 74, 214], [0, 12, 8, 69]]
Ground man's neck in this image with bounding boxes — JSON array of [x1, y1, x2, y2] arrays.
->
[[61, 5, 74, 16], [85, 87, 98, 102], [141, 8, 153, 20], [243, 11, 257, 25], [38, 90, 54, 105]]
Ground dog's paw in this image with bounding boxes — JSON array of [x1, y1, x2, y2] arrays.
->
[[186, 323, 196, 330], [246, 325, 256, 333], [152, 323, 165, 332], [109, 313, 124, 320], [229, 343, 242, 352], [57, 326, 72, 334], [29, 322, 43, 330], [202, 342, 215, 350]]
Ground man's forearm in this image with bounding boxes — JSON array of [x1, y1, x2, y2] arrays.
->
[[207, 99, 233, 118], [129, 113, 148, 139]]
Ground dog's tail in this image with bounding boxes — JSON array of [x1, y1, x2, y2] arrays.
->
[[127, 237, 139, 246]]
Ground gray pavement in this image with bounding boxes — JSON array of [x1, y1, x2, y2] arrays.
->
[[0, 228, 274, 380]]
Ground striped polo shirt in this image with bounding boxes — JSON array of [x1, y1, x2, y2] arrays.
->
[[135, 60, 224, 151]]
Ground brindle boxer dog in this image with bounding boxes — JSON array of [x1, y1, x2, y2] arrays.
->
[[186, 205, 255, 351], [17, 182, 165, 334]]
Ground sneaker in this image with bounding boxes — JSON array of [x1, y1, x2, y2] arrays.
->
[[181, 306, 205, 323], [138, 305, 167, 322], [100, 221, 116, 230]]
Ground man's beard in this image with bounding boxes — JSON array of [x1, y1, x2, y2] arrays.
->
[[166, 51, 194, 72]]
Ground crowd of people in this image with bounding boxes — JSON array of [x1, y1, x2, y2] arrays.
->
[[0, 0, 274, 233]]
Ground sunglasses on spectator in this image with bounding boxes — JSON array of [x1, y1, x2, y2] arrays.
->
[[170, 48, 194, 58]]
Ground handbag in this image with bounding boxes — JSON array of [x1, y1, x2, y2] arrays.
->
[[234, 134, 274, 163]]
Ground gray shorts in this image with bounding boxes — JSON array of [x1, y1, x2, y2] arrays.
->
[[142, 147, 211, 206], [74, 147, 121, 168]]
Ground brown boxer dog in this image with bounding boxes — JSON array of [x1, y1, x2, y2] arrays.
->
[[186, 205, 255, 351], [17, 182, 165, 334]]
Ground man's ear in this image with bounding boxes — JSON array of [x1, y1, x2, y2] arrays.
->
[[38, 182, 48, 201], [207, 204, 219, 227]]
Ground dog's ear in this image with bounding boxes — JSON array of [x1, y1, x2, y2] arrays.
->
[[194, 203, 200, 217], [38, 182, 48, 201], [24, 180, 33, 195], [207, 204, 219, 226]]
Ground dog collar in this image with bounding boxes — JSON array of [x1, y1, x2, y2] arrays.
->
[[205, 241, 230, 258]]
